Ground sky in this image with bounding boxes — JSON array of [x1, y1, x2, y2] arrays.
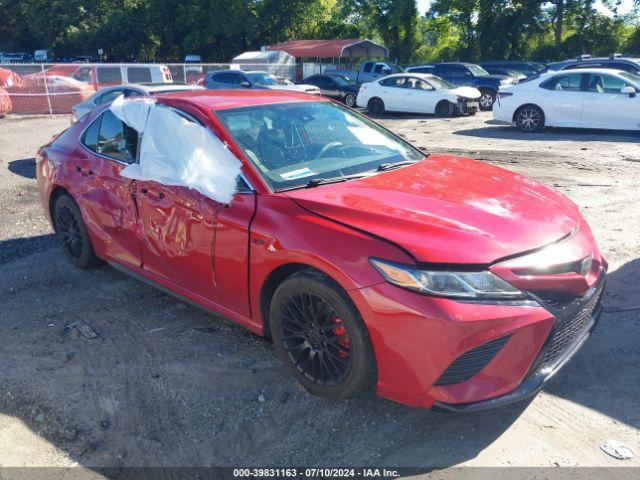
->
[[416, 0, 635, 16]]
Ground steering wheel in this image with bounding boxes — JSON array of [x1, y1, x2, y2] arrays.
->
[[315, 141, 344, 159]]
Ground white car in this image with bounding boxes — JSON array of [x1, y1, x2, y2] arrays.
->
[[71, 83, 204, 123], [493, 68, 640, 132], [356, 73, 481, 116]]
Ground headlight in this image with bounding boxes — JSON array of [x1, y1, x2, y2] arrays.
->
[[369, 258, 523, 299]]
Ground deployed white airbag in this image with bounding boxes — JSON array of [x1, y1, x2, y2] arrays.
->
[[110, 95, 241, 204]]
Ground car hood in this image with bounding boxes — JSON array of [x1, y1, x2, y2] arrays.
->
[[284, 154, 581, 264], [449, 86, 481, 99]]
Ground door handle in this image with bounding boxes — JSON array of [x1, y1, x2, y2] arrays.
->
[[139, 187, 148, 194]]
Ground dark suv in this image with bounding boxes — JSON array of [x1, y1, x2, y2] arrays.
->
[[480, 61, 547, 78], [432, 63, 513, 110], [549, 56, 640, 75]]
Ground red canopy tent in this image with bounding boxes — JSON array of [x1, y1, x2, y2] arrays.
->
[[267, 39, 388, 60]]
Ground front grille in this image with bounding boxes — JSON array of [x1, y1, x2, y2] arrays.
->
[[531, 276, 605, 372], [435, 335, 510, 386]]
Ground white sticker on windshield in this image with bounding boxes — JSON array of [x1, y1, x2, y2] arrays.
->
[[281, 167, 315, 180]]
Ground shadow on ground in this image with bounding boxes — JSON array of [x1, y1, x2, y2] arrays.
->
[[453, 124, 640, 143], [0, 233, 55, 263], [544, 258, 640, 429], [8, 157, 36, 179]]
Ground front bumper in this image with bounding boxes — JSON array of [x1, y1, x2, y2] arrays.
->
[[433, 281, 604, 412], [351, 251, 606, 410]]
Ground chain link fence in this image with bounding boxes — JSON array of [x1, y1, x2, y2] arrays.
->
[[0, 62, 297, 116]]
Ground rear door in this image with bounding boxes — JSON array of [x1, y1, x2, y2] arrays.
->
[[378, 76, 408, 111], [536, 73, 585, 126], [75, 110, 141, 267]]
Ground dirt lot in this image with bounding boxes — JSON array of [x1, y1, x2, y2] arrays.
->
[[0, 112, 639, 476]]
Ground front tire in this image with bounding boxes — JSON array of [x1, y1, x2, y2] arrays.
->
[[53, 194, 101, 269], [514, 105, 545, 132], [435, 101, 453, 117], [344, 93, 356, 108], [269, 270, 376, 399], [479, 90, 496, 111], [367, 97, 385, 116]]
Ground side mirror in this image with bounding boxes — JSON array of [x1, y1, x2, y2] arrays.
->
[[621, 85, 636, 96], [240, 81, 251, 88]]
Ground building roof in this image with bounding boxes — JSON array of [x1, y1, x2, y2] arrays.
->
[[267, 39, 388, 59]]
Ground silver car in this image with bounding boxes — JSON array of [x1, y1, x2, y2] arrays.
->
[[71, 83, 204, 122]]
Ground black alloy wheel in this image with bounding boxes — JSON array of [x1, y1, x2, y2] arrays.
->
[[280, 291, 352, 385], [53, 194, 101, 269], [270, 270, 376, 399]]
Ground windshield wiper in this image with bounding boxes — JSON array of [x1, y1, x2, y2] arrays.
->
[[376, 160, 419, 171], [306, 173, 371, 188]]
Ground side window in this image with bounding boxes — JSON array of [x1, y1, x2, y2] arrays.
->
[[81, 116, 101, 152], [363, 62, 373, 73], [540, 74, 582, 92], [314, 76, 332, 88], [433, 65, 449, 76], [449, 65, 469, 77], [95, 89, 126, 105], [96, 110, 138, 163], [588, 74, 627, 93], [604, 62, 635, 73], [379, 77, 406, 88], [73, 67, 92, 82], [97, 67, 123, 84], [406, 78, 432, 90], [374, 64, 384, 74], [127, 67, 152, 83], [213, 73, 242, 84]]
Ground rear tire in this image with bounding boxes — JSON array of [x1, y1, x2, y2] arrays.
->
[[514, 105, 545, 132], [53, 194, 101, 269], [269, 270, 376, 399], [435, 101, 453, 117], [367, 98, 385, 116], [344, 93, 356, 108], [479, 90, 496, 111]]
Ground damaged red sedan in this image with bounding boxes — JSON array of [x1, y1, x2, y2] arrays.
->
[[36, 90, 606, 410]]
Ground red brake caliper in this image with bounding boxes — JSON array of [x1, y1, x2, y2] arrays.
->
[[331, 317, 350, 358]]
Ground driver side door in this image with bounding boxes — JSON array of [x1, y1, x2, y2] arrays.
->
[[133, 109, 256, 317], [581, 73, 640, 130]]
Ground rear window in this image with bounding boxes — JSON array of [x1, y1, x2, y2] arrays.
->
[[127, 67, 152, 83], [97, 67, 122, 83], [81, 117, 101, 151]]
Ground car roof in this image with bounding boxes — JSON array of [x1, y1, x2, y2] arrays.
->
[[157, 89, 326, 111], [548, 67, 627, 74], [382, 73, 436, 79], [437, 62, 476, 66]]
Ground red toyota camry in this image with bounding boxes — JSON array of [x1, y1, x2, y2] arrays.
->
[[36, 90, 606, 411]]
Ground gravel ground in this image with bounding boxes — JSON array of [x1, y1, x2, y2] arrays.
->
[[0, 112, 638, 475]]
